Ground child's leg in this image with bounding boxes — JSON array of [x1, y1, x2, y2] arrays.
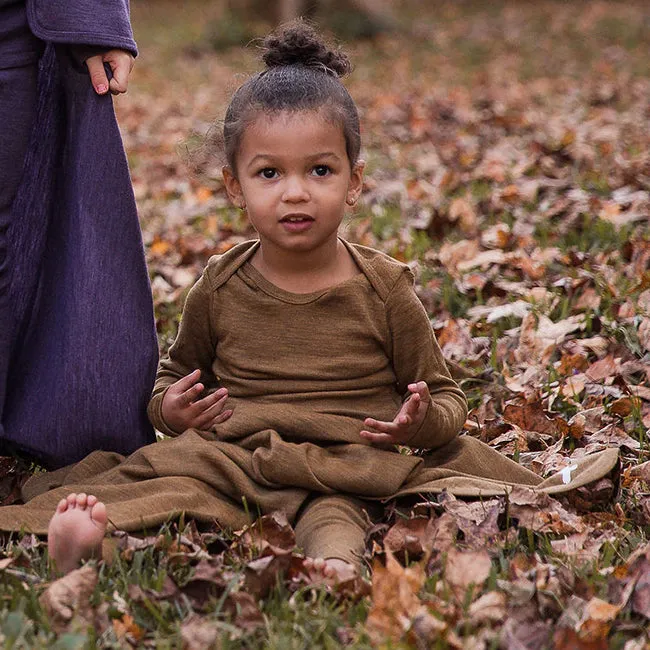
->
[[295, 494, 379, 573], [47, 493, 107, 575]]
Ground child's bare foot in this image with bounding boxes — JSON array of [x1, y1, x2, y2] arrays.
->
[[303, 557, 358, 583], [47, 493, 107, 575]]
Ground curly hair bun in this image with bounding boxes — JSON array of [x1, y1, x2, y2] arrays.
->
[[261, 20, 352, 78]]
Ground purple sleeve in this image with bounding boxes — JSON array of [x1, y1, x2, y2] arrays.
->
[[25, 0, 137, 56]]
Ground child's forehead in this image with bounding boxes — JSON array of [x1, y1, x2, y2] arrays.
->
[[239, 109, 346, 158], [246, 108, 337, 132]]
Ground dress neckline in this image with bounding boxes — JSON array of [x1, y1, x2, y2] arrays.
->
[[239, 240, 366, 305]]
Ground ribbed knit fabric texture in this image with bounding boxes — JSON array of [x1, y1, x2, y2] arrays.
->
[[0, 241, 618, 538], [0, 0, 157, 469]]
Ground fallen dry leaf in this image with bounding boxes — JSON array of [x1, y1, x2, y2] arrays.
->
[[176, 557, 241, 611], [234, 510, 296, 555], [383, 516, 434, 561], [503, 400, 567, 437], [437, 495, 504, 549], [584, 424, 640, 451], [608, 396, 641, 418], [224, 591, 265, 633], [608, 542, 650, 619], [553, 595, 620, 649], [443, 547, 492, 603], [585, 355, 620, 382], [508, 487, 585, 534], [112, 613, 144, 644], [627, 461, 650, 484], [467, 591, 507, 624], [181, 615, 221, 650], [366, 551, 433, 645], [428, 512, 460, 554], [39, 564, 98, 634], [501, 617, 552, 650], [467, 299, 531, 323], [550, 531, 610, 565], [243, 551, 294, 599]]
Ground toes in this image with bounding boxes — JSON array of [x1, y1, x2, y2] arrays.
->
[[56, 498, 68, 513], [66, 493, 78, 509], [76, 493, 88, 509], [86, 495, 97, 507], [90, 501, 108, 527]]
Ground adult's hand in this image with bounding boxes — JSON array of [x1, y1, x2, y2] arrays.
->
[[86, 49, 134, 95]]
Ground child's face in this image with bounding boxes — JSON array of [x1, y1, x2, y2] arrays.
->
[[223, 110, 364, 258]]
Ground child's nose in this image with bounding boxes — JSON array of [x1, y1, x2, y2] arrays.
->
[[281, 176, 310, 202]]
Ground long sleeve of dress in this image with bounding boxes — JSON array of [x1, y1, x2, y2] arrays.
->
[[147, 271, 219, 436], [386, 270, 468, 449], [26, 0, 137, 55]]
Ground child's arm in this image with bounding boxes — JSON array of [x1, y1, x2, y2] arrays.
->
[[360, 270, 468, 449], [147, 270, 231, 436]]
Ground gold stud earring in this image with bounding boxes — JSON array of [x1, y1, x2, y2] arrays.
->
[[346, 197, 357, 206]]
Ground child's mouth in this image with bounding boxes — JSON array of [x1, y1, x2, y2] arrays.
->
[[280, 214, 315, 232]]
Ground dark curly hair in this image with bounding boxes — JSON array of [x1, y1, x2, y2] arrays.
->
[[223, 21, 361, 172]]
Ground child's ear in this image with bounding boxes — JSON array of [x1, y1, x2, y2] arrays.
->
[[222, 165, 246, 209], [346, 160, 365, 207]]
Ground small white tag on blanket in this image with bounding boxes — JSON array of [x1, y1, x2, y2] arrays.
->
[[560, 463, 579, 485]]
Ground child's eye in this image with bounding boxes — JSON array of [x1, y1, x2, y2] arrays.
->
[[259, 168, 278, 179], [311, 165, 331, 177]]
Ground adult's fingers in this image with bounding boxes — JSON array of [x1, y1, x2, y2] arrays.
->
[[85, 55, 109, 94], [108, 52, 133, 94]]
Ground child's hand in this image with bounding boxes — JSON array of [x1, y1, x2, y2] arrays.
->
[[86, 49, 134, 95], [161, 370, 233, 434], [360, 381, 430, 446]]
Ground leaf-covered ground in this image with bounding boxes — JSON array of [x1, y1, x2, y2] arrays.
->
[[1, 1, 649, 648]]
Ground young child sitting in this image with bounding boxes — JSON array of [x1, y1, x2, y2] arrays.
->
[[0, 22, 618, 577]]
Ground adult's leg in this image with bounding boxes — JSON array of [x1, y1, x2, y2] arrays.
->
[[0, 61, 39, 440]]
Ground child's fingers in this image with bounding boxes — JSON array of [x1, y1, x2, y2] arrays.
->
[[211, 409, 233, 427], [363, 417, 406, 435], [179, 382, 204, 408], [172, 369, 202, 393], [193, 387, 228, 412], [359, 429, 396, 445], [403, 393, 420, 418], [195, 392, 229, 423], [408, 381, 429, 399]]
